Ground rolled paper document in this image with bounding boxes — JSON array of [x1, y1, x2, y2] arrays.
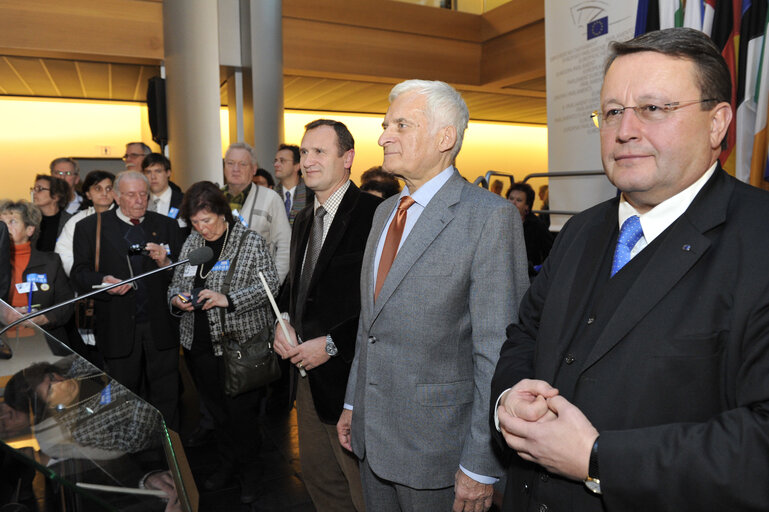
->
[[258, 271, 307, 378]]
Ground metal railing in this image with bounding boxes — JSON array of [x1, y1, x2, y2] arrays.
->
[[473, 169, 605, 216]]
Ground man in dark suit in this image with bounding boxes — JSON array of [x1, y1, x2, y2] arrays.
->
[[274, 119, 381, 512], [141, 153, 186, 230], [491, 28, 769, 511], [339, 80, 529, 512], [273, 143, 314, 225], [72, 171, 184, 430]]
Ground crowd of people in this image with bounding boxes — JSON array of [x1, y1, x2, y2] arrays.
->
[[3, 27, 769, 512]]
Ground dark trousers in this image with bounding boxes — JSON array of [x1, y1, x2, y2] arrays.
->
[[184, 338, 262, 478], [104, 321, 180, 431]]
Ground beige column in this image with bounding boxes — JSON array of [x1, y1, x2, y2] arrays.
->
[[163, 0, 224, 188], [242, 0, 284, 168]]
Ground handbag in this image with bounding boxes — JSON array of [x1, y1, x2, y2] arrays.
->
[[218, 229, 281, 397], [75, 211, 101, 336]]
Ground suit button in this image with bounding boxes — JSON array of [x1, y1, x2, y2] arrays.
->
[[521, 481, 529, 494], [564, 354, 575, 365], [540, 473, 549, 482], [368, 336, 377, 344], [539, 505, 548, 512]]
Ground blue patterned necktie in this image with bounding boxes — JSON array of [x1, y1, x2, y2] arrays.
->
[[611, 215, 643, 277], [284, 191, 292, 215]]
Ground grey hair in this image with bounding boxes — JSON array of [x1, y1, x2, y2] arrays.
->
[[126, 142, 152, 155], [113, 170, 149, 197], [49, 157, 80, 175], [0, 199, 43, 237], [389, 79, 469, 159], [225, 142, 258, 167]]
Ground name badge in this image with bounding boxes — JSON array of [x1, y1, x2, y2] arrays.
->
[[232, 209, 249, 228], [211, 260, 230, 272], [15, 282, 38, 294], [184, 265, 198, 277], [100, 383, 113, 405], [168, 207, 179, 219], [26, 273, 48, 284]]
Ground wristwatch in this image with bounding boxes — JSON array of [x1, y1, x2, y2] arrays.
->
[[584, 436, 601, 495], [325, 334, 338, 356]]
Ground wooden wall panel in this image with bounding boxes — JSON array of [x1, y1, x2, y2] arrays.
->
[[481, 20, 545, 87], [0, 0, 162, 63], [480, 0, 544, 41], [284, 0, 481, 43], [283, 18, 481, 85]]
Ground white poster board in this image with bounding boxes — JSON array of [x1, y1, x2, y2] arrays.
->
[[545, 0, 637, 230]]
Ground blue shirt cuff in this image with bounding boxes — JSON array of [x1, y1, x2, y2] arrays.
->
[[459, 465, 498, 484]]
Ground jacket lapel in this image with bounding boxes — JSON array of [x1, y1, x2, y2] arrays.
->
[[308, 184, 359, 290], [538, 201, 618, 382], [581, 167, 731, 371], [361, 195, 394, 326], [370, 172, 460, 322]]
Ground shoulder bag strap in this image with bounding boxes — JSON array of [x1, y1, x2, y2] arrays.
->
[[95, 211, 102, 272], [218, 229, 251, 330]]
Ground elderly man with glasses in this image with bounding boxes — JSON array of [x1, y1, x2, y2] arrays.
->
[[491, 27, 769, 512]]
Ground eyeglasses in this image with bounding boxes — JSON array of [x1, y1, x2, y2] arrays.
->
[[123, 153, 145, 160], [30, 186, 50, 193], [53, 170, 76, 177], [591, 99, 717, 129]]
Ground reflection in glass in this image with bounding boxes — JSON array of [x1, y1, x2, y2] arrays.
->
[[1, 299, 191, 511]]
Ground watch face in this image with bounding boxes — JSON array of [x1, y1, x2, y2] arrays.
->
[[326, 341, 338, 356]]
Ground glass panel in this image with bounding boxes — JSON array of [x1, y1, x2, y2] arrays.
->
[[1, 299, 193, 511]]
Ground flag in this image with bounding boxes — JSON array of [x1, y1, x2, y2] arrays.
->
[[703, 0, 717, 35], [635, 0, 660, 36], [735, 1, 766, 182], [684, 0, 704, 30], [710, 0, 740, 175], [587, 16, 609, 40], [749, 6, 769, 189]]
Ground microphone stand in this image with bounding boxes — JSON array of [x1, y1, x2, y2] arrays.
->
[[0, 248, 212, 340]]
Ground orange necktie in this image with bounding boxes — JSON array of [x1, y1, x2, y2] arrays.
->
[[374, 196, 415, 300]]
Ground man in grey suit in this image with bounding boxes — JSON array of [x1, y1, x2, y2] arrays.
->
[[337, 79, 529, 511]]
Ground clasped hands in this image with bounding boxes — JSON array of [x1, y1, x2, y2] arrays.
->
[[273, 321, 329, 372], [497, 379, 598, 481]]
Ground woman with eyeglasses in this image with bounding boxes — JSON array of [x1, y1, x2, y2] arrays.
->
[[55, 170, 116, 276], [31, 174, 72, 253], [0, 200, 73, 353]]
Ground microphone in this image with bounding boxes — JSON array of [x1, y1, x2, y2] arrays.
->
[[0, 246, 215, 339]]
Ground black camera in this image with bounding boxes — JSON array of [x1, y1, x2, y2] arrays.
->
[[128, 243, 150, 256]]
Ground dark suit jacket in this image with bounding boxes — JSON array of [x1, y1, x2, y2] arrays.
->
[[491, 165, 769, 511], [278, 182, 381, 424], [71, 209, 183, 359], [275, 179, 314, 226], [170, 187, 184, 211]]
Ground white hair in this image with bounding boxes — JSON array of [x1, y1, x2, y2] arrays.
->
[[225, 142, 258, 167], [113, 170, 149, 197], [389, 79, 469, 159]]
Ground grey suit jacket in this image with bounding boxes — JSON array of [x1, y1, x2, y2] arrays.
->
[[345, 170, 529, 489]]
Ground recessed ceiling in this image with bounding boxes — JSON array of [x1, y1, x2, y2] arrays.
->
[[1, 55, 547, 125]]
